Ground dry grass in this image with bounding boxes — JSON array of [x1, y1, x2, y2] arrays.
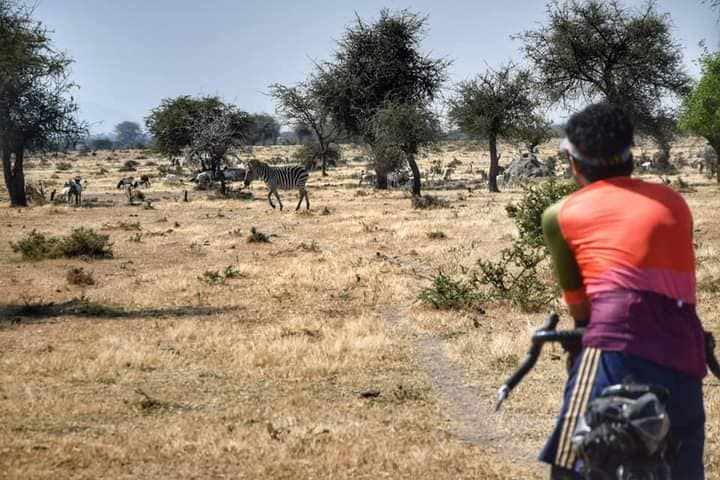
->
[[0, 139, 718, 478]]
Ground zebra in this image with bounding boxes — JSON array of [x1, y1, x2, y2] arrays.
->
[[243, 159, 309, 211]]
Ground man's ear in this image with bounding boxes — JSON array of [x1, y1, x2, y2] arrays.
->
[[568, 154, 588, 186]]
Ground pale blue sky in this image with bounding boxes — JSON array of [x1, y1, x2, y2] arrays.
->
[[35, 0, 719, 134]]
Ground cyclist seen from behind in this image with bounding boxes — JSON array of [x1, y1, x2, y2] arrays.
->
[[540, 103, 707, 479]]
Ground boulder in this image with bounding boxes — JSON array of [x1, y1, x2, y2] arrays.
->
[[502, 153, 549, 181]]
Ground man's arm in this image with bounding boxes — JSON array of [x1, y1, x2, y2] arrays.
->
[[542, 201, 589, 328]]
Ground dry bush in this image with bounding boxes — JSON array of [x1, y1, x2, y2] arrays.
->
[[248, 226, 270, 243], [412, 194, 449, 209], [66, 267, 95, 286]]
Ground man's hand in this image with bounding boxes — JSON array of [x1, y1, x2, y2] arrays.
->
[[567, 300, 590, 328], [562, 337, 583, 373]]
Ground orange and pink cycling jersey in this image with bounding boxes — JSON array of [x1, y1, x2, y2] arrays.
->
[[542, 176, 706, 379]]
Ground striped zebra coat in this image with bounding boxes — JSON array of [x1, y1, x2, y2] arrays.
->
[[243, 160, 310, 211]]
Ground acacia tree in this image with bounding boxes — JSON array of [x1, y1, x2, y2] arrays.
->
[[145, 95, 224, 162], [313, 9, 448, 189], [269, 83, 338, 176], [371, 102, 440, 196], [246, 113, 280, 145], [114, 121, 144, 148], [679, 51, 720, 182], [448, 65, 542, 192], [188, 104, 252, 174], [516, 114, 554, 153], [516, 0, 691, 164], [0, 0, 85, 206]]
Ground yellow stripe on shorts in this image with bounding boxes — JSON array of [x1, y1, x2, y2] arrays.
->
[[554, 347, 601, 469]]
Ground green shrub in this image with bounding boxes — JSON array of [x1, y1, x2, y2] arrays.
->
[[505, 178, 578, 248], [10, 228, 113, 260], [56, 161, 72, 171], [417, 272, 481, 310], [198, 270, 225, 285], [198, 265, 246, 285], [477, 243, 557, 312], [119, 160, 139, 172], [57, 228, 114, 258], [10, 231, 61, 260], [427, 230, 447, 239], [474, 178, 577, 313]]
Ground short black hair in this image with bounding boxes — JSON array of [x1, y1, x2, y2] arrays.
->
[[565, 103, 635, 181]]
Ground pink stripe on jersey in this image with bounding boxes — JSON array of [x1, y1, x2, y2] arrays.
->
[[587, 266, 696, 304]]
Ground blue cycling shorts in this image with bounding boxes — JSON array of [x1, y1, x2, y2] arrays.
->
[[539, 348, 705, 479]]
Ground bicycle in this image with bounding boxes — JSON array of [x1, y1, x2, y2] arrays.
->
[[495, 313, 720, 480]]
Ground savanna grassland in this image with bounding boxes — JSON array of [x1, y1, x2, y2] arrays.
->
[[1, 139, 718, 479]]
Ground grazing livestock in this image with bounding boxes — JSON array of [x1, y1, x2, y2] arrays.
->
[[244, 159, 310, 211], [164, 174, 182, 185], [387, 168, 411, 188], [61, 177, 83, 206], [358, 169, 376, 187], [117, 177, 135, 189]]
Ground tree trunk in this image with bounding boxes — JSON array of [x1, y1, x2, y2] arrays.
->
[[376, 168, 388, 189], [709, 136, 720, 184], [408, 155, 421, 196], [320, 141, 328, 176], [488, 134, 500, 193], [2, 146, 27, 207]]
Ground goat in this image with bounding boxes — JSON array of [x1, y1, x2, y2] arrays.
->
[[62, 177, 82, 206], [164, 174, 182, 185], [117, 176, 135, 189], [137, 174, 151, 187], [193, 171, 213, 189], [358, 169, 376, 186]]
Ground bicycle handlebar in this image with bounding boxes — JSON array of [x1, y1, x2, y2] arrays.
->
[[495, 313, 720, 412]]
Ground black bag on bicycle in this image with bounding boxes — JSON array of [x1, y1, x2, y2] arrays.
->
[[571, 384, 672, 480]]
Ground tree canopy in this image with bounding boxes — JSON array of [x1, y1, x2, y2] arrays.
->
[[145, 95, 224, 159], [679, 51, 720, 180], [515, 0, 690, 154], [371, 101, 440, 195], [114, 121, 145, 148], [0, 0, 85, 206], [246, 113, 280, 145], [270, 82, 338, 175], [313, 9, 448, 189], [448, 65, 542, 192], [314, 9, 448, 142], [188, 104, 252, 173]]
